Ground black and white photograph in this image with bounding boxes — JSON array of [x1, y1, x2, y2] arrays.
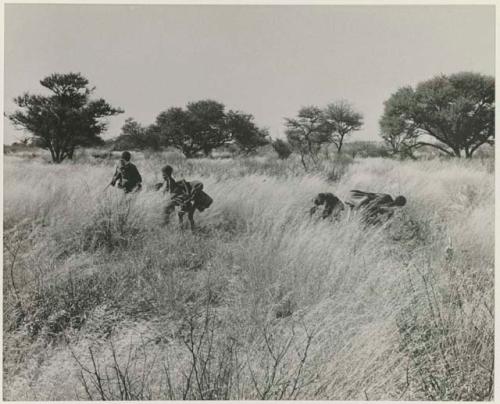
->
[[2, 2, 495, 401]]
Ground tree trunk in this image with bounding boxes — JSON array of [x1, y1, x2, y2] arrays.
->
[[54, 148, 62, 163], [464, 146, 473, 158], [300, 153, 308, 171], [323, 145, 330, 160], [47, 143, 57, 163]]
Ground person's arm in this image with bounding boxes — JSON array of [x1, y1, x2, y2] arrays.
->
[[183, 180, 191, 194], [132, 165, 142, 191], [322, 206, 333, 219], [345, 201, 355, 209], [110, 166, 121, 186], [178, 180, 191, 197], [135, 166, 142, 185]]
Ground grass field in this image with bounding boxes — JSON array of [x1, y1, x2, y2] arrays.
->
[[3, 150, 494, 400]]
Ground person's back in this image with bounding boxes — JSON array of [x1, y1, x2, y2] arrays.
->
[[118, 162, 142, 193], [348, 190, 406, 225], [158, 165, 212, 229], [110, 151, 142, 193]]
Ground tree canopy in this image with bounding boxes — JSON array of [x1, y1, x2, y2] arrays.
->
[[272, 138, 293, 160], [225, 111, 269, 154], [323, 100, 363, 153], [284, 106, 330, 169], [153, 100, 268, 157], [380, 72, 494, 158], [9, 73, 123, 163], [112, 118, 160, 151]]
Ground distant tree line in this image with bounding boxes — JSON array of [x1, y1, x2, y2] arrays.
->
[[115, 100, 269, 157], [8, 71, 494, 164], [8, 73, 270, 162]]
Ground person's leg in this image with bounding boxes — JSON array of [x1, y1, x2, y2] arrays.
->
[[163, 202, 176, 225], [178, 211, 185, 227], [187, 207, 195, 230]]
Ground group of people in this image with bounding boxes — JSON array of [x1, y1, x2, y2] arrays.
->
[[110, 151, 213, 229], [109, 151, 406, 229], [310, 189, 407, 225]]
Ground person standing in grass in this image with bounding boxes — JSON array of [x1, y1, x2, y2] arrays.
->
[[110, 151, 142, 193], [156, 165, 212, 229], [346, 189, 406, 225]]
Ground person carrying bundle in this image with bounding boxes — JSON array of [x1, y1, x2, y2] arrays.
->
[[156, 165, 213, 229]]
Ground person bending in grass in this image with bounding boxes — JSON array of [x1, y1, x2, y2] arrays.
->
[[156, 165, 212, 229], [110, 151, 142, 193], [346, 189, 406, 225], [310, 192, 345, 220]]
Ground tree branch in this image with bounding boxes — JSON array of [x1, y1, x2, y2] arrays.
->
[[414, 141, 455, 156]]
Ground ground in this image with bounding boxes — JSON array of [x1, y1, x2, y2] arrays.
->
[[2, 149, 494, 400]]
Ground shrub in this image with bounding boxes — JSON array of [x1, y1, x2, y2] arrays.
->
[[272, 139, 293, 160]]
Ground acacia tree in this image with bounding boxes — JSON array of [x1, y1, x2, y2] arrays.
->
[[380, 72, 494, 158], [113, 118, 160, 151], [187, 100, 229, 156], [284, 106, 330, 170], [225, 111, 269, 154], [9, 73, 123, 163], [323, 100, 363, 153], [154, 100, 269, 157], [154, 100, 228, 157]]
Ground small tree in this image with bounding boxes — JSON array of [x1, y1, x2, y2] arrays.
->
[[272, 138, 292, 159], [284, 106, 329, 170], [186, 100, 229, 156], [154, 100, 229, 157], [112, 118, 160, 151], [153, 107, 196, 156], [9, 73, 123, 163], [225, 111, 269, 154], [379, 72, 494, 158], [154, 101, 268, 157], [323, 100, 363, 153]]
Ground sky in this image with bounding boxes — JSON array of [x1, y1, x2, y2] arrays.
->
[[3, 4, 495, 144]]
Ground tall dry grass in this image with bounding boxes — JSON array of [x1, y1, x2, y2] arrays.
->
[[3, 152, 494, 400]]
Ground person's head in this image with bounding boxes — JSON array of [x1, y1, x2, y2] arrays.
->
[[313, 193, 327, 206], [394, 195, 407, 206], [120, 151, 131, 163], [314, 192, 342, 208], [162, 165, 173, 179]]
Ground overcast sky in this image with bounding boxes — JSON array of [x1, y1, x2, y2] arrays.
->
[[3, 4, 495, 144]]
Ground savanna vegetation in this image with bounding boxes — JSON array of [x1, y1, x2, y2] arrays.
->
[[4, 70, 494, 400], [3, 148, 494, 400]]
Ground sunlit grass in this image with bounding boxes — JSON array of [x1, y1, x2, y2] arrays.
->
[[3, 153, 494, 400]]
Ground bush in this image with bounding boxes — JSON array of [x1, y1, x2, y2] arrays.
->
[[70, 306, 317, 400], [342, 141, 390, 158], [272, 139, 293, 159]]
